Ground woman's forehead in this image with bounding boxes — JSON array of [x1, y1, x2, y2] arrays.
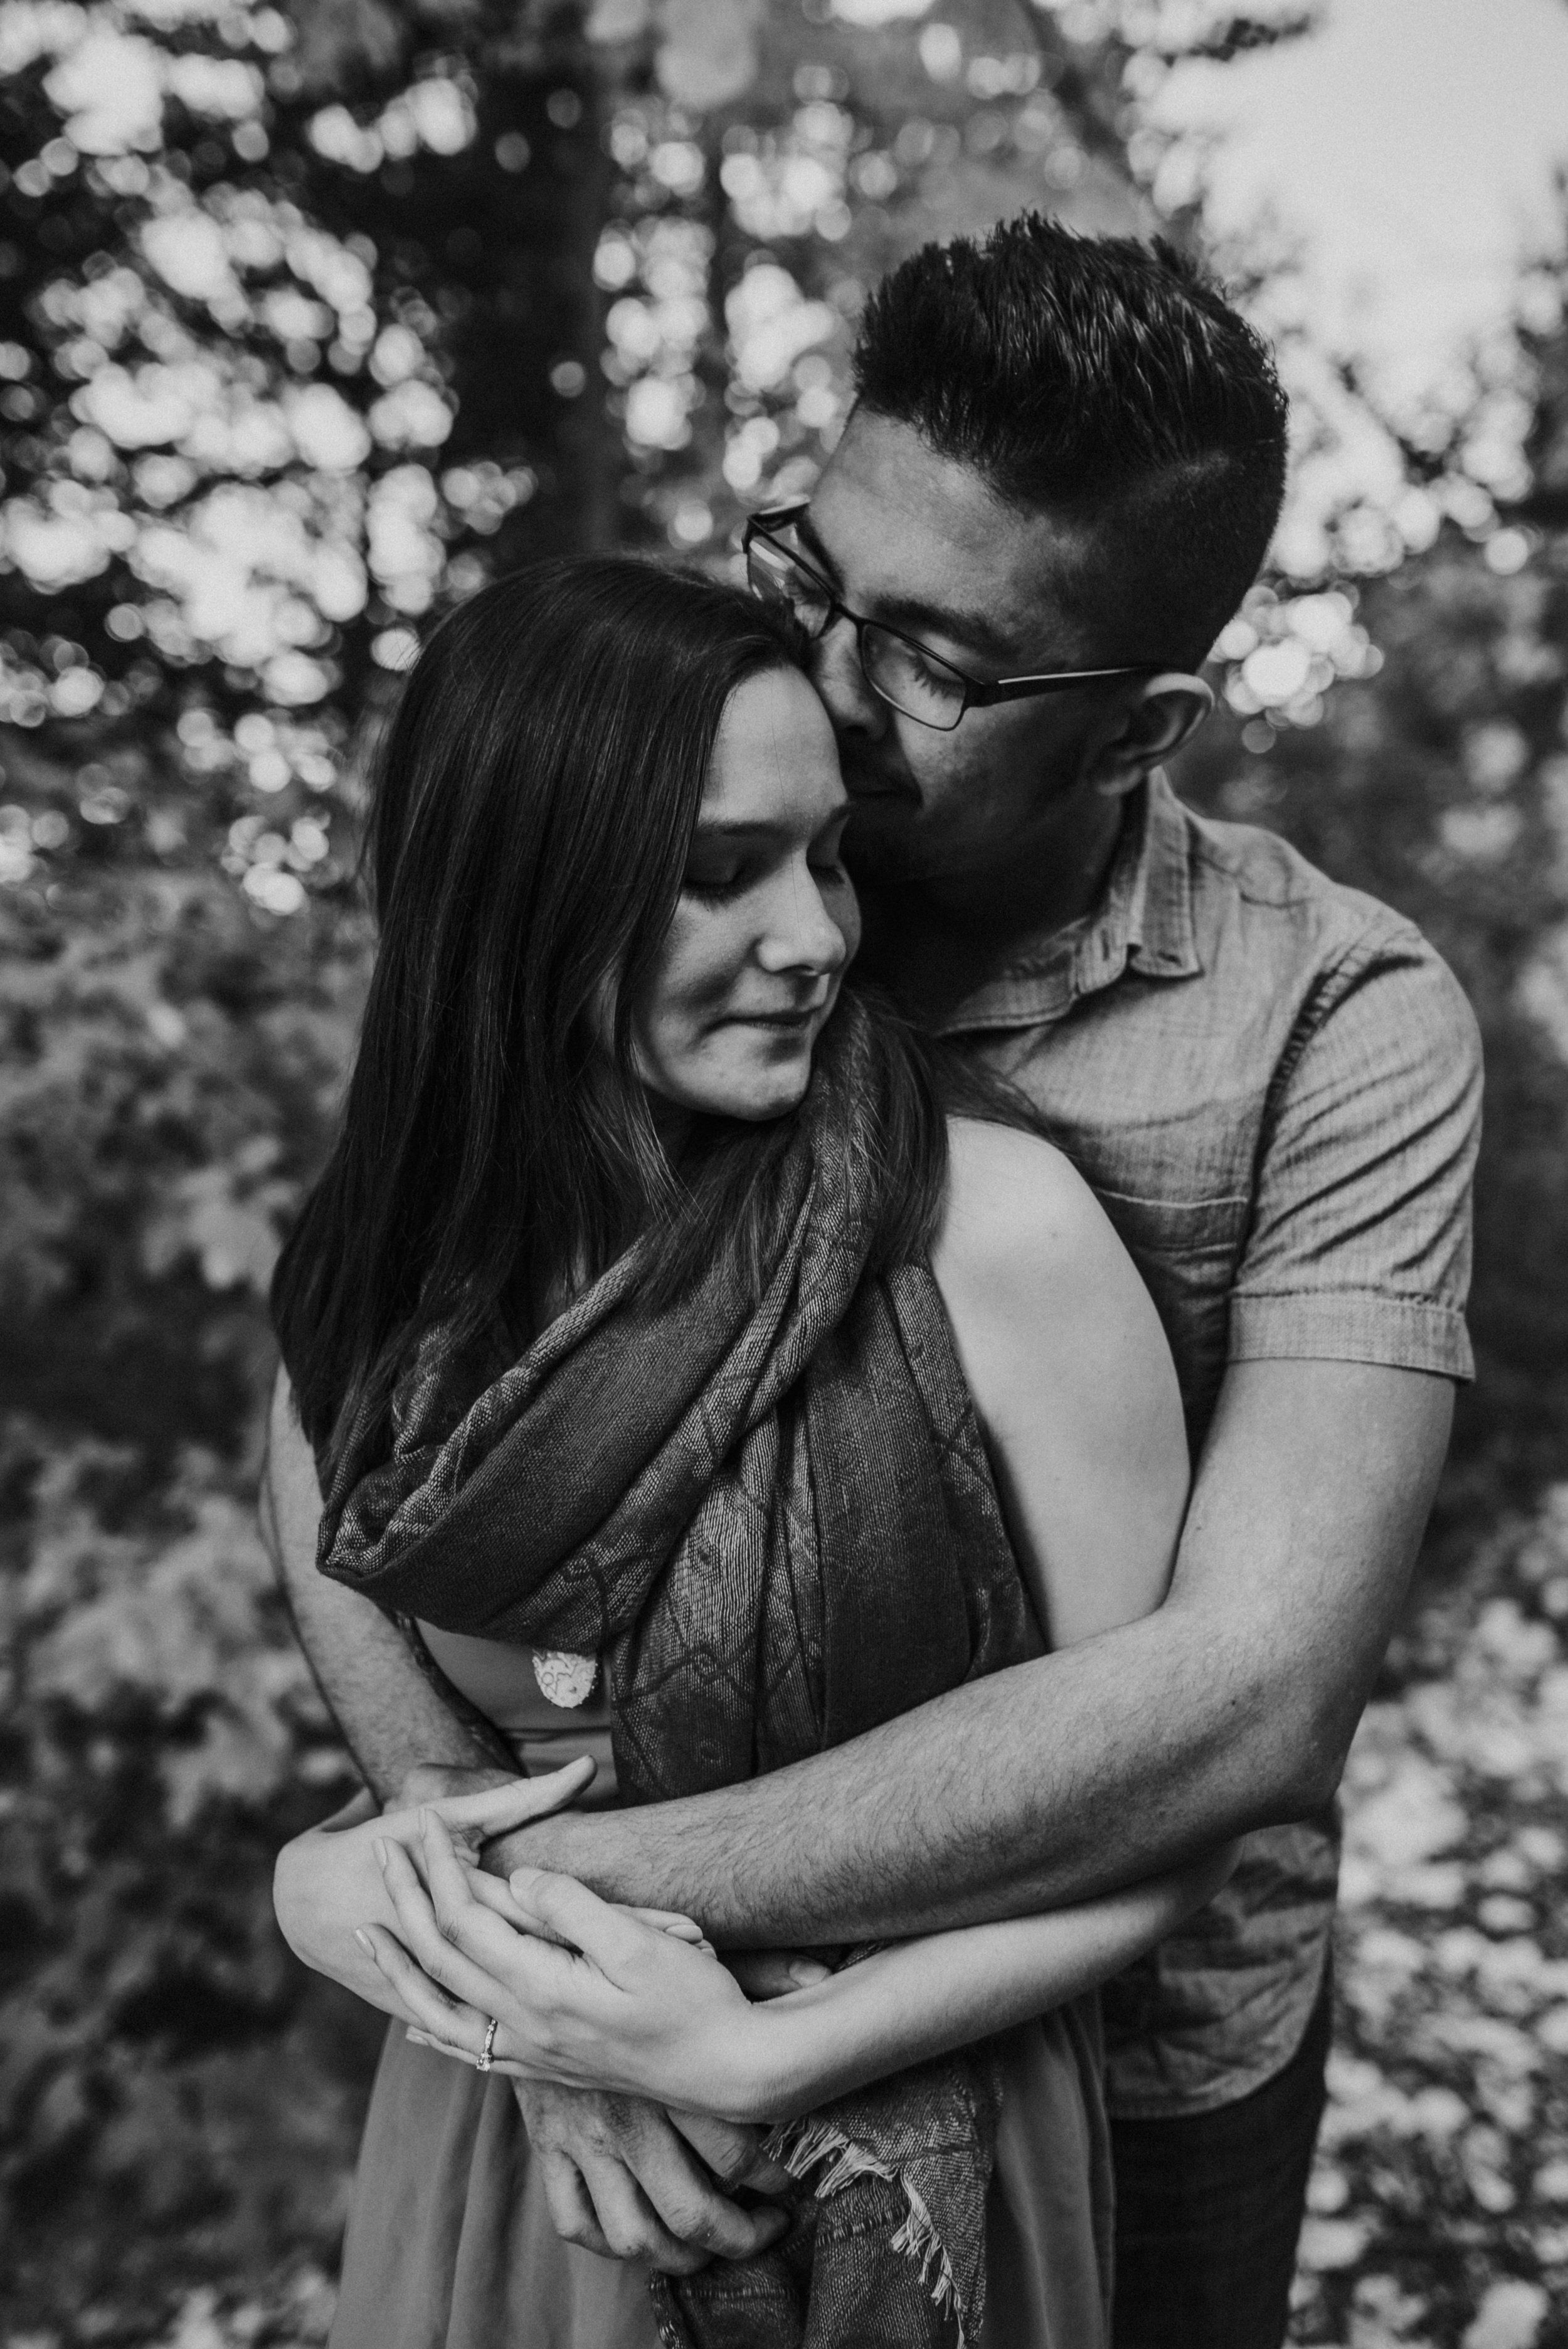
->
[[701, 668, 845, 827]]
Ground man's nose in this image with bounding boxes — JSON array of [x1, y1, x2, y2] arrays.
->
[[811, 617, 886, 739]]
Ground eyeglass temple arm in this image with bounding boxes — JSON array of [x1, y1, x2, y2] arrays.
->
[[744, 525, 1155, 705], [974, 666, 1153, 705]]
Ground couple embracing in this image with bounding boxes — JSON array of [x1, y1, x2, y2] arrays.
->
[[263, 216, 1480, 2349]]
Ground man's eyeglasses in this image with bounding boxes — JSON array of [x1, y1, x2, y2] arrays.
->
[[743, 504, 1157, 734]]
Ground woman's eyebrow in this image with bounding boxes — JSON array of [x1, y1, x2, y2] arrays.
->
[[689, 819, 778, 842], [691, 810, 845, 846]]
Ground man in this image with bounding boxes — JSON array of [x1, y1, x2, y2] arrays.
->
[[265, 217, 1480, 2348]]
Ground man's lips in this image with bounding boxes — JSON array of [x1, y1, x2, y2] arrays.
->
[[843, 765, 918, 807]]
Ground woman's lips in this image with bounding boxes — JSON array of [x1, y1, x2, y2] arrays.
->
[[725, 1007, 822, 1031]]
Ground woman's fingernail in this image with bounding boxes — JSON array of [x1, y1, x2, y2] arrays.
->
[[787, 1958, 831, 1988], [406, 2029, 431, 2048], [373, 1838, 388, 1868], [354, 1928, 375, 1956]]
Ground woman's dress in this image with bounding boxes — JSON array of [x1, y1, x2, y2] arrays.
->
[[328, 1631, 1113, 2349]]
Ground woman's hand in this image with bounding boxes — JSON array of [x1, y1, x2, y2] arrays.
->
[[361, 1811, 780, 2124], [273, 1762, 600, 2018]]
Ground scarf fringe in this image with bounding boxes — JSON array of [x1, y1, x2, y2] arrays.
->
[[765, 2118, 969, 2348]]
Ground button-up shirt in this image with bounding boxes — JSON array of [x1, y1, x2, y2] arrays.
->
[[935, 771, 1481, 2118]]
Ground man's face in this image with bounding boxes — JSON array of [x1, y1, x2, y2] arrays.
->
[[800, 410, 1140, 892]]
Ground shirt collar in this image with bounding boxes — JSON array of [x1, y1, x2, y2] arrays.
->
[[933, 769, 1201, 1037]]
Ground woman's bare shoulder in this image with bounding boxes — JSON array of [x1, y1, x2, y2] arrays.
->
[[933, 1115, 1126, 1300], [931, 1115, 1179, 1445], [931, 1119, 1187, 1643]]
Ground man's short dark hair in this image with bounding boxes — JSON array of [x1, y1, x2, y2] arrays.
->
[[852, 215, 1289, 667]]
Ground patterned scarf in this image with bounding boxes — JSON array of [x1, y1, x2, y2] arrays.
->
[[316, 999, 1034, 2348]]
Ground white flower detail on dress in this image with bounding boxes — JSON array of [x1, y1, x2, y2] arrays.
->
[[531, 1650, 598, 1709]]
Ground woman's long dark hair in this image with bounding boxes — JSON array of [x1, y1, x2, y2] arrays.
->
[[272, 558, 946, 1474]]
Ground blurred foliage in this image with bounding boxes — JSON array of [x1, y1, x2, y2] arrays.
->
[[0, 1426, 374, 2325], [1291, 1486, 1568, 2347], [1178, 400, 1568, 1556], [0, 0, 1565, 2337]]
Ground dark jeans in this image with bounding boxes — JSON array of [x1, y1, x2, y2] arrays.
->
[[1110, 1968, 1333, 2349]]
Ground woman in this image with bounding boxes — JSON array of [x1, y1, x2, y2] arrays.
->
[[271, 558, 1217, 2349]]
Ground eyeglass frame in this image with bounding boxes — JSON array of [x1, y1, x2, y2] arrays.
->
[[742, 503, 1162, 732]]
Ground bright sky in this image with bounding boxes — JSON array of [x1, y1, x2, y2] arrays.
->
[[1155, 0, 1568, 419]]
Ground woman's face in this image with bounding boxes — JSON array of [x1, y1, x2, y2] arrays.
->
[[632, 666, 859, 1123]]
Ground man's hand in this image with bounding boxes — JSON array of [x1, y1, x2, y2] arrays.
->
[[724, 1949, 834, 1998], [398, 1761, 516, 1813], [273, 1763, 598, 2013], [513, 2081, 793, 2273]]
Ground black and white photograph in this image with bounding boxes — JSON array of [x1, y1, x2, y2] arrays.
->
[[2, 2, 1567, 2345]]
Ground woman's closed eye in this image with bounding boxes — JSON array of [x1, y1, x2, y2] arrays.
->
[[682, 861, 750, 904], [681, 849, 850, 906]]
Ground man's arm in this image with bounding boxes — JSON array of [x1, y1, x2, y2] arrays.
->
[[262, 1366, 505, 1799], [267, 1349, 1448, 1943], [494, 1355, 1451, 1938]]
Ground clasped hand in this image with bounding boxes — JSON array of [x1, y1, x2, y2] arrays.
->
[[359, 1806, 781, 2128], [273, 1765, 802, 2271]]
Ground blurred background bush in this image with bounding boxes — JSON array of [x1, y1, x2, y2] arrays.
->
[[0, 0, 1565, 2340]]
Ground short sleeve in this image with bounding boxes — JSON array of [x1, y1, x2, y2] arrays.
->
[[1227, 920, 1482, 1379]]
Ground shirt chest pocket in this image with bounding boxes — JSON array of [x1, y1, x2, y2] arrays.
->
[[1094, 1190, 1253, 1431], [1098, 1189, 1251, 1278]]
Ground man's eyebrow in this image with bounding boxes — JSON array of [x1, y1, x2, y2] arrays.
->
[[874, 593, 1017, 667], [795, 511, 1017, 668]]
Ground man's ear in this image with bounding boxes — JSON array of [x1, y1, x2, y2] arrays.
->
[[1088, 673, 1215, 798]]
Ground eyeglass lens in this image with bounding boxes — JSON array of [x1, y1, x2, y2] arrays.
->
[[746, 534, 966, 731], [859, 627, 965, 729], [746, 536, 832, 630]]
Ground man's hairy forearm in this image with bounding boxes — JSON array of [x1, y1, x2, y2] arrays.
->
[[262, 1370, 503, 1803], [492, 1363, 1451, 1945], [287, 1547, 501, 1804], [491, 1608, 1279, 1941]]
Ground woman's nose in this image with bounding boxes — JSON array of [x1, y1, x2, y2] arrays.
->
[[756, 871, 852, 978]]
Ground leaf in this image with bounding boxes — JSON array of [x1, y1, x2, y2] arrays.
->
[[586, 0, 652, 38], [655, 0, 763, 110], [26, 1485, 318, 1822], [1463, 2281, 1549, 2349], [287, 0, 405, 94]]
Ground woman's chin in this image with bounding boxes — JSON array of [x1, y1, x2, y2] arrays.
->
[[726, 1069, 814, 1121], [702, 1047, 815, 1123]]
